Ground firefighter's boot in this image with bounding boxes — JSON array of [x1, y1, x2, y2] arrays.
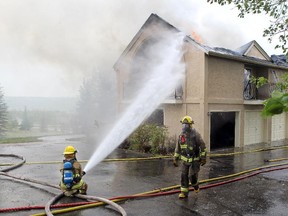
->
[[178, 192, 188, 199], [194, 185, 200, 193]]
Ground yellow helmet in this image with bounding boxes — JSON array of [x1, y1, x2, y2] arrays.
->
[[180, 116, 194, 124], [63, 146, 77, 155]]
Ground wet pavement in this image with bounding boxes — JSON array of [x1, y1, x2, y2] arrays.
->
[[1, 135, 288, 216]]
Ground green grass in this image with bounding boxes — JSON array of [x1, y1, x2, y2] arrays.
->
[[0, 136, 41, 144], [0, 129, 66, 144]]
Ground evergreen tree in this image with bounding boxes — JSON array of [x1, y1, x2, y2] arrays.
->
[[20, 107, 32, 131], [76, 71, 116, 136], [0, 87, 8, 136]]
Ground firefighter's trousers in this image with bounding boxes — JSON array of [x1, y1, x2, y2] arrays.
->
[[180, 160, 200, 194]]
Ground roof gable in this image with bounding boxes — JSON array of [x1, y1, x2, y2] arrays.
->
[[113, 14, 180, 69], [235, 40, 271, 61]]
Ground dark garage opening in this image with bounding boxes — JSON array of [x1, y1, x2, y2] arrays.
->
[[145, 109, 164, 126], [210, 112, 235, 150]]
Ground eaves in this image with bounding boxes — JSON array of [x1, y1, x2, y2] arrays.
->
[[207, 51, 288, 71]]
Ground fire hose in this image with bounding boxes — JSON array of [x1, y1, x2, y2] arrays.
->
[[1, 146, 288, 215], [0, 153, 26, 172], [45, 193, 127, 216], [1, 157, 288, 215], [1, 144, 287, 166], [31, 162, 288, 216], [0, 154, 127, 216]]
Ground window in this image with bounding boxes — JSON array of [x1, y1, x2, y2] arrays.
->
[[145, 109, 164, 126], [243, 68, 256, 100]]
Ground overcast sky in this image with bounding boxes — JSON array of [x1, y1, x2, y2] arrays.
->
[[0, 0, 284, 98]]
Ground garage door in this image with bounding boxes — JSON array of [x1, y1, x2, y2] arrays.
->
[[244, 111, 265, 145], [272, 113, 286, 141]]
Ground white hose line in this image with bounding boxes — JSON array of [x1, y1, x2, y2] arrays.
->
[[0, 171, 59, 189], [45, 193, 127, 216], [0, 154, 26, 172], [45, 193, 64, 216], [76, 194, 127, 216]]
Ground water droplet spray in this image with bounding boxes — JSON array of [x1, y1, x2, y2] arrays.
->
[[84, 32, 185, 173]]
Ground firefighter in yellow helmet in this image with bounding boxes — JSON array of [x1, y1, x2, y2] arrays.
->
[[173, 116, 207, 199], [59, 145, 88, 196]]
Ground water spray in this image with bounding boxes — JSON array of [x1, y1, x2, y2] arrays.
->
[[84, 32, 186, 173]]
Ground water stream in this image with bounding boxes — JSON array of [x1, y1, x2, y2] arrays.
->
[[84, 32, 186, 173]]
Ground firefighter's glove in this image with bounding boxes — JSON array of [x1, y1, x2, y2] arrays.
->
[[173, 158, 179, 167], [73, 174, 81, 183], [200, 157, 206, 166]]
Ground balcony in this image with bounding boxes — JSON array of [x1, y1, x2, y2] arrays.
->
[[243, 80, 274, 105]]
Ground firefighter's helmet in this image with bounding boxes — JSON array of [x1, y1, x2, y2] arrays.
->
[[63, 146, 77, 155], [180, 116, 194, 124]]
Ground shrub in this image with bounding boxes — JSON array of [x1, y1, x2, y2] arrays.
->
[[123, 123, 175, 155]]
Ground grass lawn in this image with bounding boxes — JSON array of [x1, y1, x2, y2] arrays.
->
[[0, 129, 65, 144]]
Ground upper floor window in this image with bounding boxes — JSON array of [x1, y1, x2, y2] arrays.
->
[[243, 68, 257, 100]]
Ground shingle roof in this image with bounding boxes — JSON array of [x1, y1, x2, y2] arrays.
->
[[187, 36, 288, 69], [271, 55, 288, 67], [235, 41, 255, 55]]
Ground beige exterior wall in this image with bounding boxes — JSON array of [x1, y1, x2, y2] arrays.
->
[[184, 42, 206, 101], [207, 56, 244, 101], [204, 56, 245, 149], [163, 104, 185, 139], [178, 42, 207, 143], [162, 41, 208, 142]]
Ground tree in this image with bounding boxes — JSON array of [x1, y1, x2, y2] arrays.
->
[[207, 0, 288, 55], [76, 71, 116, 137], [19, 107, 32, 131], [251, 73, 288, 117], [0, 87, 8, 136]]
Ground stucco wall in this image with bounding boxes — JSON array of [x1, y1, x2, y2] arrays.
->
[[186, 103, 203, 132], [207, 56, 244, 100], [184, 42, 206, 100], [163, 104, 185, 138]]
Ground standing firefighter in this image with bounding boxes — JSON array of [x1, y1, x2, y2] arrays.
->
[[173, 116, 207, 199], [60, 145, 88, 196]]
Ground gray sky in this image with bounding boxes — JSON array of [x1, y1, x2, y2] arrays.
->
[[0, 0, 284, 97]]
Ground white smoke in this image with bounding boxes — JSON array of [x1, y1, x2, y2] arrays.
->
[[0, 0, 280, 97], [84, 31, 186, 172]]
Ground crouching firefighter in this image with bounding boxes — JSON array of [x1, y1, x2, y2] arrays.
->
[[173, 116, 207, 199], [60, 145, 88, 196]]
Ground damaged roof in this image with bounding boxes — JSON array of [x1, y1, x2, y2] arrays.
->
[[115, 13, 288, 71], [186, 36, 288, 70], [271, 55, 288, 67]]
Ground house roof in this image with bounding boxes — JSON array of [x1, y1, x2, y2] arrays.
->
[[235, 40, 270, 60], [113, 13, 180, 70], [271, 55, 288, 67], [202, 42, 287, 69], [114, 13, 288, 71]]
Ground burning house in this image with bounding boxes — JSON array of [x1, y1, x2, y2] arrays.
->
[[114, 13, 288, 151]]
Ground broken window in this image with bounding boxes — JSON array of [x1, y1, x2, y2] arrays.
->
[[175, 83, 183, 99], [243, 68, 257, 100]]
